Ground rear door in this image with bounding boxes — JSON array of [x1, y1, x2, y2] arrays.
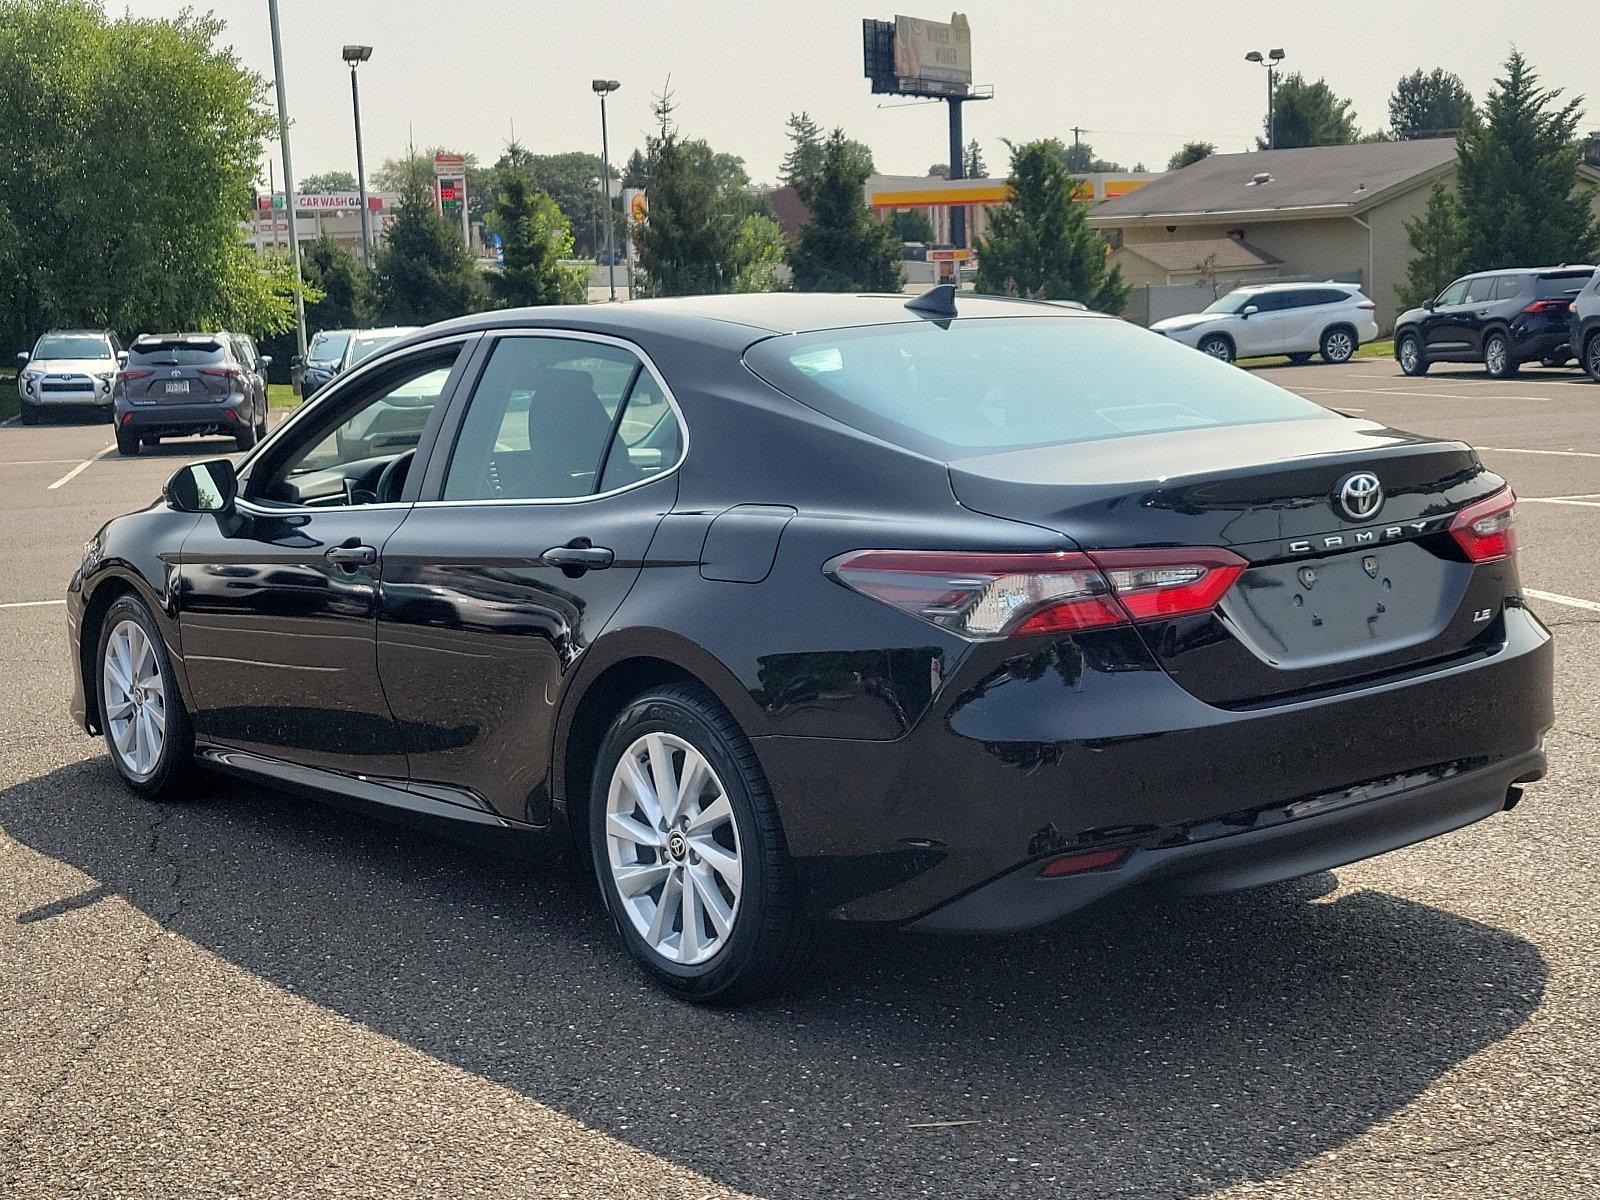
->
[[377, 330, 685, 825], [1273, 288, 1324, 353]]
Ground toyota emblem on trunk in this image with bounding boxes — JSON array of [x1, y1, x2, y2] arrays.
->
[[1337, 472, 1383, 521]]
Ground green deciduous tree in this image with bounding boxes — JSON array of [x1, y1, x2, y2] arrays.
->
[[788, 130, 903, 293], [1389, 69, 1476, 140], [1168, 141, 1216, 170], [490, 142, 615, 259], [487, 168, 587, 307], [1261, 74, 1358, 149], [974, 139, 1127, 314], [731, 214, 786, 293], [299, 169, 358, 194], [1061, 139, 1123, 173], [1457, 49, 1600, 270], [374, 173, 488, 323], [0, 0, 293, 348], [1396, 182, 1468, 309], [888, 208, 936, 243]]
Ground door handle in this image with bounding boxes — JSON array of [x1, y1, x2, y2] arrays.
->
[[540, 541, 614, 571], [325, 543, 377, 566]]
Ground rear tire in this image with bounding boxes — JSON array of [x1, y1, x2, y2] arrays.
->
[[1319, 326, 1357, 364], [95, 594, 195, 801], [1197, 333, 1235, 363], [1585, 334, 1600, 383], [1396, 332, 1428, 376], [19, 401, 40, 425], [589, 683, 815, 1004], [1484, 331, 1519, 378], [115, 429, 139, 456], [1287, 352, 1314, 365], [234, 416, 258, 452]]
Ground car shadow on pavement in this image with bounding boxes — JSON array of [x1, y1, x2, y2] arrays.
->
[[3, 759, 1548, 1199]]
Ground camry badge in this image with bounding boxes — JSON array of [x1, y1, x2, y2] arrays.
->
[[1337, 472, 1383, 521]]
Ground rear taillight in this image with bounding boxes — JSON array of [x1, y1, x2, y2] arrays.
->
[[1523, 299, 1570, 314], [1449, 490, 1517, 563], [116, 368, 152, 383], [1357, 300, 1376, 310], [201, 366, 241, 378], [825, 548, 1246, 638]]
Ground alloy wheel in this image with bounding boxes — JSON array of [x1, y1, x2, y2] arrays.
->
[[1399, 338, 1419, 372], [102, 618, 166, 779], [1486, 336, 1507, 375], [604, 732, 742, 966], [1325, 331, 1354, 361], [1587, 339, 1600, 379]]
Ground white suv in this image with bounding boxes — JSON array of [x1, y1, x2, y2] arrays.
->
[[1151, 283, 1379, 365], [16, 329, 125, 423]]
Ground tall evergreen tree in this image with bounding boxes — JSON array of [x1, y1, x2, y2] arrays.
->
[[1389, 69, 1475, 140], [974, 139, 1127, 314], [634, 91, 741, 296], [963, 139, 986, 177], [788, 130, 903, 292], [1457, 49, 1600, 270], [1396, 182, 1468, 309], [781, 111, 825, 189], [1167, 141, 1216, 170], [374, 172, 488, 323], [488, 168, 586, 307], [1260, 74, 1358, 149], [302, 236, 373, 329]]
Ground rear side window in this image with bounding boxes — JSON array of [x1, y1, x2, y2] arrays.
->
[[1461, 277, 1494, 303], [442, 336, 677, 501], [1537, 270, 1593, 298], [1305, 288, 1353, 306], [1492, 276, 1526, 300], [127, 338, 226, 367], [745, 316, 1328, 458]]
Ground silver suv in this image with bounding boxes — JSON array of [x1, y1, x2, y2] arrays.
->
[[16, 330, 125, 423]]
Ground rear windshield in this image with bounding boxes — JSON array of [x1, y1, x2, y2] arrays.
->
[[307, 331, 350, 364], [744, 316, 1329, 458], [128, 339, 226, 366], [33, 335, 111, 359], [1537, 270, 1593, 298]]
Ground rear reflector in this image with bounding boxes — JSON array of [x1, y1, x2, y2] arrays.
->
[[201, 366, 241, 378], [1039, 848, 1129, 877], [826, 547, 1246, 638], [1449, 489, 1517, 562], [116, 369, 152, 382]]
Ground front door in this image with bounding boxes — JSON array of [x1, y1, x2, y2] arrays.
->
[[378, 331, 685, 825], [1421, 276, 1475, 358], [176, 340, 471, 779]]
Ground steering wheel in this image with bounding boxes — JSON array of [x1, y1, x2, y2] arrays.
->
[[374, 449, 415, 505]]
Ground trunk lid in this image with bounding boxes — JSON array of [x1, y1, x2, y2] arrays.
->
[[948, 416, 1513, 705]]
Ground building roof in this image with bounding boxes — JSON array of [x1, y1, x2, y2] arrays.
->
[[1090, 139, 1460, 224], [1122, 236, 1282, 273]]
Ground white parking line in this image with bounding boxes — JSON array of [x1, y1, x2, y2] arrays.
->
[[0, 458, 85, 467], [1293, 385, 1556, 402], [1519, 497, 1600, 508], [0, 598, 66, 610], [46, 444, 113, 490], [1525, 588, 1600, 613], [1478, 446, 1600, 459]]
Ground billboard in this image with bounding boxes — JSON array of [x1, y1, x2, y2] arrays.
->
[[892, 13, 970, 93]]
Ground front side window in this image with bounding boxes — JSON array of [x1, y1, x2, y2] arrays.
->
[[1203, 292, 1252, 314], [250, 349, 460, 507], [1435, 279, 1469, 306], [443, 336, 677, 501], [308, 331, 350, 365], [745, 316, 1327, 458]]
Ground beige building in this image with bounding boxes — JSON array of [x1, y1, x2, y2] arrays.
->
[[1089, 140, 1600, 332]]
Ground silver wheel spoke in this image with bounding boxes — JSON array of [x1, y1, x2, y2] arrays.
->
[[678, 870, 702, 962], [677, 750, 709, 816], [691, 836, 741, 898], [620, 755, 663, 829], [607, 811, 659, 847], [104, 696, 133, 721], [689, 864, 734, 938], [646, 869, 682, 945], [614, 861, 672, 897], [112, 714, 136, 754], [685, 793, 730, 834], [647, 734, 680, 825]]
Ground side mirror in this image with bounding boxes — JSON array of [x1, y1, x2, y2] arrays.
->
[[1241, 305, 1259, 319], [116, 350, 128, 365], [1424, 298, 1437, 311], [258, 354, 273, 369], [290, 354, 304, 368], [15, 351, 28, 367], [165, 458, 238, 516]]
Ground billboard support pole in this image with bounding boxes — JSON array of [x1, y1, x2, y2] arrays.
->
[[947, 96, 965, 252], [267, 0, 307, 359]]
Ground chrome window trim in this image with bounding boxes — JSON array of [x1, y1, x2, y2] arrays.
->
[[417, 327, 689, 510]]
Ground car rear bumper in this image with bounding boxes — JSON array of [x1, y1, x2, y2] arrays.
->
[[115, 400, 248, 434], [755, 604, 1554, 928]]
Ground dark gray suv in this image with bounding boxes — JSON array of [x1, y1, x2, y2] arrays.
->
[[113, 333, 271, 455], [1394, 266, 1594, 378]]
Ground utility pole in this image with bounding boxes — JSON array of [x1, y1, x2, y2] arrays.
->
[[592, 79, 621, 301], [268, 0, 307, 358], [1246, 49, 1286, 149], [343, 45, 375, 265]]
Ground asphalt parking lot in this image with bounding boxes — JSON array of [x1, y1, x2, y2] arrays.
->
[[2, 361, 1598, 1199]]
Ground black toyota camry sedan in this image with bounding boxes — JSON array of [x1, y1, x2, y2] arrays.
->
[[66, 290, 1553, 1002]]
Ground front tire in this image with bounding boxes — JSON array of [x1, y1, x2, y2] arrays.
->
[[590, 683, 814, 1004], [19, 401, 40, 425], [234, 415, 258, 452], [95, 594, 195, 800], [1197, 333, 1235, 363], [1584, 334, 1600, 383], [1396, 332, 1428, 376], [1319, 326, 1357, 364], [1484, 331, 1519, 378]]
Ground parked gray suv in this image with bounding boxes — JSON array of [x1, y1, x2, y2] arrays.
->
[[112, 333, 271, 455]]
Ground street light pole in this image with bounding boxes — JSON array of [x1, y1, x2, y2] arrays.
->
[[343, 45, 374, 265], [592, 79, 621, 301], [1245, 48, 1286, 150], [268, 0, 307, 359]]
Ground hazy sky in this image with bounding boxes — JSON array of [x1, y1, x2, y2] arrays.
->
[[117, 1, 1600, 186]]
